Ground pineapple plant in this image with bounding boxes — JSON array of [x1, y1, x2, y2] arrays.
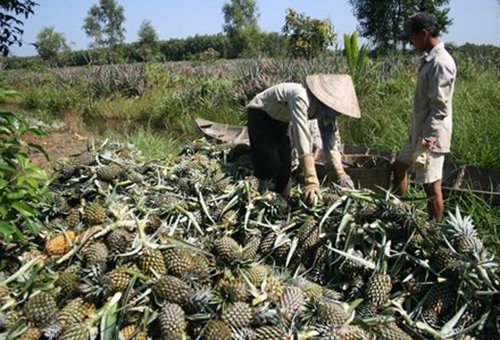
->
[[212, 236, 242, 264], [202, 319, 232, 340], [280, 286, 305, 322], [23, 292, 57, 325], [158, 303, 186, 339], [138, 247, 167, 277], [45, 230, 77, 256], [83, 201, 106, 226], [221, 302, 254, 328], [153, 275, 193, 305]]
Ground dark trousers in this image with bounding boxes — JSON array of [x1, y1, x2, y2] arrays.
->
[[247, 108, 291, 195]]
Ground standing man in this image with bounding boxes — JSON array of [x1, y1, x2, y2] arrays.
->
[[392, 12, 457, 221], [246, 74, 361, 205]]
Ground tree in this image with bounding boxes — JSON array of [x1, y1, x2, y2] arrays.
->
[[83, 0, 125, 49], [136, 20, 162, 62], [349, 0, 452, 53], [282, 9, 335, 59], [0, 0, 37, 56], [222, 0, 261, 58], [35, 26, 69, 64]]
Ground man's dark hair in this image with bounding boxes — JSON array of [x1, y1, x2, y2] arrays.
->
[[403, 12, 440, 39]]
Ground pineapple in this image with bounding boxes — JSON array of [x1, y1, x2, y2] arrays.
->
[[3, 309, 23, 330], [280, 286, 305, 322], [19, 327, 42, 340], [24, 292, 57, 325], [220, 209, 238, 226], [259, 231, 277, 256], [56, 270, 79, 296], [189, 253, 212, 279], [245, 264, 268, 286], [120, 324, 148, 340], [96, 164, 123, 182], [163, 247, 194, 278], [72, 151, 95, 166], [216, 277, 250, 303], [66, 208, 81, 229], [264, 276, 284, 302], [103, 265, 131, 293], [57, 298, 91, 330], [0, 282, 10, 303], [45, 231, 77, 256], [153, 275, 193, 305], [330, 324, 369, 339], [423, 283, 456, 318], [221, 302, 254, 328], [138, 247, 167, 277], [430, 248, 461, 278], [158, 303, 186, 339], [253, 326, 285, 340], [83, 201, 106, 226], [297, 216, 320, 251], [446, 208, 483, 254], [106, 228, 132, 254], [241, 230, 262, 261], [82, 242, 109, 268], [202, 320, 232, 340], [213, 236, 242, 264], [59, 323, 90, 340], [294, 277, 324, 300], [373, 322, 412, 340], [365, 272, 392, 309], [316, 301, 348, 329]]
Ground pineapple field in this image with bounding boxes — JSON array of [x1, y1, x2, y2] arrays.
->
[[0, 137, 499, 339]]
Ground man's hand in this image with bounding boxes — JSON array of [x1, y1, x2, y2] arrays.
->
[[300, 153, 322, 206], [420, 137, 435, 149], [304, 183, 322, 205], [338, 173, 354, 189]]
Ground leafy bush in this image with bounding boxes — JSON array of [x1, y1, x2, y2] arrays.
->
[[0, 91, 50, 242]]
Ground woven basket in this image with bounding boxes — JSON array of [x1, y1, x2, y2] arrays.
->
[[343, 154, 392, 191]]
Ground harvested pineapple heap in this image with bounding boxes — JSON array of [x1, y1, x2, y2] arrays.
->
[[0, 139, 499, 340]]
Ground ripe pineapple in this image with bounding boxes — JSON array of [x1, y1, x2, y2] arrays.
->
[[19, 327, 42, 340], [294, 277, 324, 300], [83, 201, 106, 226], [66, 208, 81, 229], [189, 253, 212, 279], [82, 242, 109, 268], [104, 265, 131, 293], [280, 286, 305, 322], [59, 323, 90, 340], [423, 283, 456, 317], [158, 303, 186, 339], [329, 324, 369, 339], [221, 302, 254, 328], [153, 275, 193, 305], [120, 324, 148, 340], [138, 247, 167, 277], [24, 292, 57, 325], [3, 309, 23, 330], [373, 322, 412, 340], [163, 247, 194, 278], [245, 264, 268, 286], [57, 298, 91, 330], [365, 272, 392, 309], [45, 231, 77, 256], [213, 236, 242, 264], [259, 231, 277, 256], [445, 207, 483, 255], [317, 301, 348, 328], [106, 228, 132, 254], [264, 276, 284, 302], [202, 320, 232, 340], [253, 326, 285, 340], [216, 277, 250, 303], [0, 283, 10, 303]]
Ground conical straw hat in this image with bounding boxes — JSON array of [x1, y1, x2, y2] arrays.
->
[[305, 74, 361, 118]]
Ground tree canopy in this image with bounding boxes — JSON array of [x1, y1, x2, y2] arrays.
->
[[83, 0, 125, 48], [222, 0, 261, 58], [35, 26, 69, 63], [0, 0, 37, 56]]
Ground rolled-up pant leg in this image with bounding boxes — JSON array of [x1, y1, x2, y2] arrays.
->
[[247, 108, 291, 195]]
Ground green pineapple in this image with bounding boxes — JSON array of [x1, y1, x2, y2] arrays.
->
[[330, 324, 369, 339], [190, 253, 212, 279], [430, 248, 461, 278], [280, 286, 305, 322], [264, 276, 284, 302], [241, 230, 262, 261], [365, 272, 392, 309], [83, 201, 106, 226], [96, 164, 123, 182], [373, 322, 412, 340], [217, 277, 250, 303], [259, 231, 277, 256], [202, 320, 232, 340], [317, 301, 348, 328], [153, 275, 193, 305], [245, 264, 268, 286], [82, 242, 109, 269], [106, 228, 132, 254], [253, 325, 285, 340], [66, 208, 81, 229], [72, 151, 95, 166], [158, 303, 186, 339], [446, 208, 483, 254], [297, 216, 320, 251], [3, 309, 23, 330], [220, 209, 238, 226], [24, 292, 57, 325], [294, 277, 324, 300], [163, 247, 194, 278], [138, 247, 167, 276], [59, 323, 90, 340], [213, 236, 242, 264], [221, 302, 254, 328], [56, 270, 79, 296], [423, 283, 456, 317], [57, 298, 91, 330]]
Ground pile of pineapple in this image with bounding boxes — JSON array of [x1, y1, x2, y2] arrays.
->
[[0, 139, 499, 339]]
